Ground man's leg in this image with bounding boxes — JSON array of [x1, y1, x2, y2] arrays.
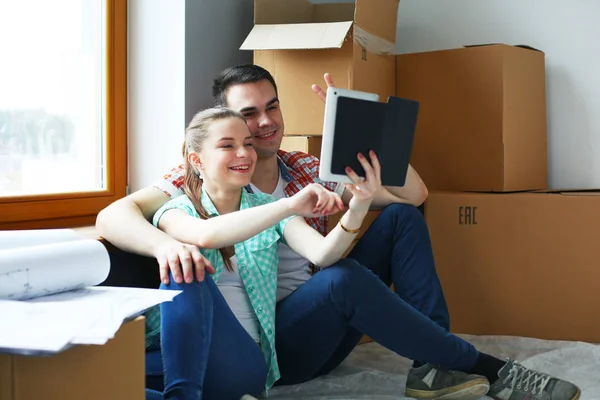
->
[[275, 259, 479, 385], [295, 203, 449, 379], [158, 274, 267, 400], [342, 205, 581, 400], [349, 203, 450, 331]]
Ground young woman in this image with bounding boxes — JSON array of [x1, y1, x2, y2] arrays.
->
[[144, 107, 381, 400]]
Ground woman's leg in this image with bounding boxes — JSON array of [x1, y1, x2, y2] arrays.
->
[[160, 274, 267, 400]]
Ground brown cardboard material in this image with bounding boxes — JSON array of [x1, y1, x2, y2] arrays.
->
[[242, 0, 398, 136], [280, 136, 322, 157], [397, 44, 547, 192], [0, 317, 145, 400], [425, 191, 600, 342]]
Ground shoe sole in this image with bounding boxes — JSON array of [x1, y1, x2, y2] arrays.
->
[[406, 378, 490, 400]]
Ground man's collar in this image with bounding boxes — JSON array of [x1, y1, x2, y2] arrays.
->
[[245, 154, 293, 194], [276, 155, 294, 183]]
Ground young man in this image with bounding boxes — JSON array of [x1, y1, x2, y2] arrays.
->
[[96, 65, 580, 400]]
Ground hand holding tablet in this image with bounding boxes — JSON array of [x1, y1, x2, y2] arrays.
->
[[319, 87, 419, 187]]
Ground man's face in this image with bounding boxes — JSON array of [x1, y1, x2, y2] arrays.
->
[[225, 79, 284, 159]]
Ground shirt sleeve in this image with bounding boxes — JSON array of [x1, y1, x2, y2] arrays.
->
[[152, 195, 199, 227], [276, 215, 296, 246], [151, 164, 186, 199]]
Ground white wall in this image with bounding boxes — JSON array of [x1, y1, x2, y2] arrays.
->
[[184, 0, 254, 124], [395, 0, 600, 189], [128, 0, 185, 192], [128, 0, 253, 192]]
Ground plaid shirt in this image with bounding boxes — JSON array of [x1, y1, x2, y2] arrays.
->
[[153, 150, 343, 236], [145, 188, 293, 392]]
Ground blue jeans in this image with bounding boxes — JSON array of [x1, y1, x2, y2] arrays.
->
[[145, 275, 267, 400], [274, 203, 479, 385]]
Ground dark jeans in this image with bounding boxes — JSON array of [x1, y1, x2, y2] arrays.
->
[[274, 203, 479, 385], [145, 203, 480, 397], [145, 274, 267, 400]]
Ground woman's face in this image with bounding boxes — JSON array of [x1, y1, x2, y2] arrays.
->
[[195, 117, 257, 189]]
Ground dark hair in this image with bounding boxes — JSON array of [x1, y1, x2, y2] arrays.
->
[[183, 107, 246, 271], [212, 64, 278, 107]]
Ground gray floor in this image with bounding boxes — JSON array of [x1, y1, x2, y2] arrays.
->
[[267, 334, 600, 399]]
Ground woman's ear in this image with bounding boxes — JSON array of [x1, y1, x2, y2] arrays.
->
[[188, 152, 202, 169]]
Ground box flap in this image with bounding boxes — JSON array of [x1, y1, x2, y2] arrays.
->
[[240, 21, 353, 51], [354, 0, 399, 44], [254, 0, 313, 24], [463, 43, 504, 48], [313, 3, 356, 23], [464, 43, 544, 53], [532, 188, 600, 195]]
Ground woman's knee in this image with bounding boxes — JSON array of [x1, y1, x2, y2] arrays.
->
[[161, 273, 218, 304]]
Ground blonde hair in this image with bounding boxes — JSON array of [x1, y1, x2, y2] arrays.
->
[[182, 107, 246, 271]]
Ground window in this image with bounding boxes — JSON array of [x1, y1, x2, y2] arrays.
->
[[0, 0, 126, 229]]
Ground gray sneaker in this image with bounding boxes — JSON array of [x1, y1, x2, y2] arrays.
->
[[488, 359, 581, 400], [406, 363, 490, 399]]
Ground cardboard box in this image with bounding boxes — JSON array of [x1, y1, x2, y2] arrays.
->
[[241, 0, 398, 136], [425, 191, 600, 342], [0, 317, 145, 400], [397, 45, 548, 192], [280, 136, 322, 157]]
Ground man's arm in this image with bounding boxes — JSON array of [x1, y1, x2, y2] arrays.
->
[[380, 164, 428, 207], [96, 187, 212, 284], [96, 186, 172, 256], [341, 164, 428, 208]]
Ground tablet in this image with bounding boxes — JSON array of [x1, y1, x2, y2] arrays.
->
[[319, 87, 418, 187], [319, 88, 379, 184]]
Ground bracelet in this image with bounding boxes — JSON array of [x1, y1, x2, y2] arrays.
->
[[339, 221, 361, 234]]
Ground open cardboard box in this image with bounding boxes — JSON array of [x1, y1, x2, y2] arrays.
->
[[241, 0, 398, 136]]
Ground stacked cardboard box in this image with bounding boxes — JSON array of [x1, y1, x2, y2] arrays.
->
[[241, 0, 600, 342], [241, 0, 397, 136], [397, 46, 600, 342]]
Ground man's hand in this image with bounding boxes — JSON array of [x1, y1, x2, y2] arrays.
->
[[154, 240, 215, 285], [311, 73, 336, 103]]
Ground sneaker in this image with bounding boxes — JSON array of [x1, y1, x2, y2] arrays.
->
[[239, 396, 258, 400], [488, 359, 581, 400], [405, 363, 490, 399]]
